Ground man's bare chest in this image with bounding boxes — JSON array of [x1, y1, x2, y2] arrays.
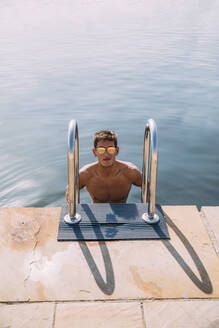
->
[[86, 174, 131, 202]]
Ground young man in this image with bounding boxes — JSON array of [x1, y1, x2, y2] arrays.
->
[[66, 130, 142, 203]]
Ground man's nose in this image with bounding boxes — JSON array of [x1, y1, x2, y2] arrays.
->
[[103, 148, 111, 155]]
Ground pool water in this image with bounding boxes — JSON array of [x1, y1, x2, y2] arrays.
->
[[0, 0, 219, 208]]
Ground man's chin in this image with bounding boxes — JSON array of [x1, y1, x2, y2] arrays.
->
[[101, 160, 113, 167]]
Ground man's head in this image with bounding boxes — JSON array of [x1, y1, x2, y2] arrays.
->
[[93, 130, 119, 167]]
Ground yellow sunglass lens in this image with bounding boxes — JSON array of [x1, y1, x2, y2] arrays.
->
[[107, 147, 116, 154], [97, 147, 105, 154]]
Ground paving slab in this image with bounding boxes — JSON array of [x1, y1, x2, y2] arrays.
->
[[0, 206, 218, 301], [54, 302, 143, 328], [0, 302, 54, 328], [201, 207, 219, 257], [143, 300, 219, 328]]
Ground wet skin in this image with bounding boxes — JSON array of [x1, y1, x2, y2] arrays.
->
[[66, 140, 142, 203]]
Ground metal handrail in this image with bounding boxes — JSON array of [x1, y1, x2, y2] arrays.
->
[[64, 120, 81, 224], [141, 119, 160, 224]]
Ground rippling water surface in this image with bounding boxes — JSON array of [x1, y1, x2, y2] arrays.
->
[[0, 0, 219, 207]]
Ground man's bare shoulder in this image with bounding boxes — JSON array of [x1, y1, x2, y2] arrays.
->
[[117, 160, 142, 186], [80, 162, 98, 174], [79, 162, 98, 189], [117, 160, 140, 171]]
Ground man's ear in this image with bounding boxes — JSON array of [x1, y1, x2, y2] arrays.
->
[[93, 148, 97, 157], [115, 147, 119, 156]]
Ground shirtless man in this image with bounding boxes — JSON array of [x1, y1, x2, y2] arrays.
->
[[66, 130, 142, 203]]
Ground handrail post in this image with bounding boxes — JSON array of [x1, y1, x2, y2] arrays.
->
[[64, 120, 81, 224], [141, 119, 160, 224]]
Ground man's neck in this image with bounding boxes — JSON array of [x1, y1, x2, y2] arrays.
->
[[97, 161, 118, 177]]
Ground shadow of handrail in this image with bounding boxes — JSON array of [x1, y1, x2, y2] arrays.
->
[[67, 204, 213, 295], [163, 214, 213, 294], [73, 204, 115, 295]]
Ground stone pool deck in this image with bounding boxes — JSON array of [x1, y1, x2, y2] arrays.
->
[[0, 206, 218, 327]]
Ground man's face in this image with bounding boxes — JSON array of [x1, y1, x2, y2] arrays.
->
[[93, 140, 119, 168]]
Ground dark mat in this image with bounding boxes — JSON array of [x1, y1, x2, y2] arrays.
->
[[57, 203, 170, 241]]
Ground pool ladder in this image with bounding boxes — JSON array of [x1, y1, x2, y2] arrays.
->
[[64, 119, 160, 225]]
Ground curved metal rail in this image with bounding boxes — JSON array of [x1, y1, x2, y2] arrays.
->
[[141, 119, 160, 224], [64, 120, 81, 224]]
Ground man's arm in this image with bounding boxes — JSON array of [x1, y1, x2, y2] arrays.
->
[[79, 164, 92, 189], [126, 162, 142, 187]]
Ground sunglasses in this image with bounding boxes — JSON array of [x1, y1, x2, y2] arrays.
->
[[96, 146, 116, 155]]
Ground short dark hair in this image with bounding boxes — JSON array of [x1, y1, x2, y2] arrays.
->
[[93, 130, 118, 148]]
